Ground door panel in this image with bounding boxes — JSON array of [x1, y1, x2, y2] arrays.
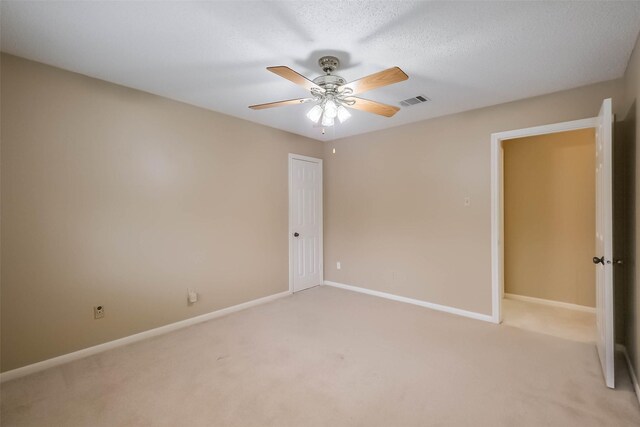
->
[[595, 98, 615, 388], [290, 156, 322, 292]]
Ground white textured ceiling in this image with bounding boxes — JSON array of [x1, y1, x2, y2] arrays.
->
[[2, 1, 640, 141]]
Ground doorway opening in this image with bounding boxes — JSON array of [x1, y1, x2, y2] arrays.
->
[[500, 128, 596, 343], [491, 98, 615, 388]]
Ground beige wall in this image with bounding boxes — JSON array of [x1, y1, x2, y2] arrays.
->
[[621, 32, 640, 391], [0, 54, 323, 372], [503, 129, 595, 307], [323, 79, 623, 316]]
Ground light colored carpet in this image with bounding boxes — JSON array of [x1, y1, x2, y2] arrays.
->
[[502, 297, 596, 343], [1, 285, 639, 426]]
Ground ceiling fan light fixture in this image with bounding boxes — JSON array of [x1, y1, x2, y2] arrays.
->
[[337, 105, 351, 123], [324, 99, 338, 119], [321, 114, 335, 127], [306, 104, 323, 123]]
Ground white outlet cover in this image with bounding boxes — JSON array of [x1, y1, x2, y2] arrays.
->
[[94, 306, 104, 319], [188, 290, 198, 303]]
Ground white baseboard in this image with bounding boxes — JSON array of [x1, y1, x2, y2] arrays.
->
[[504, 293, 596, 314], [323, 281, 495, 323], [616, 344, 640, 406], [0, 290, 292, 383]]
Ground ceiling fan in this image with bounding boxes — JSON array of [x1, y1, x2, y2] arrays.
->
[[249, 56, 409, 127]]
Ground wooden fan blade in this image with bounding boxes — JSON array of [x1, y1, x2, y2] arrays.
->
[[342, 67, 408, 95], [347, 97, 400, 117], [267, 66, 323, 92], [249, 98, 314, 110]]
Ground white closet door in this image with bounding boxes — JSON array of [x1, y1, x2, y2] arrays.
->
[[290, 156, 322, 292]]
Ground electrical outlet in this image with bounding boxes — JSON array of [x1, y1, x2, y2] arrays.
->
[[188, 289, 198, 304], [94, 305, 104, 319], [337, 261, 341, 270]]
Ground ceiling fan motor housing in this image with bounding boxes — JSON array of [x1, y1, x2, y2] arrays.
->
[[313, 74, 346, 92]]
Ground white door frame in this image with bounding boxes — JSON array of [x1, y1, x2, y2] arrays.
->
[[288, 153, 323, 293], [490, 117, 598, 324]]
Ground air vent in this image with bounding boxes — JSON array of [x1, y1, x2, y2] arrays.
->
[[399, 95, 430, 107]]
